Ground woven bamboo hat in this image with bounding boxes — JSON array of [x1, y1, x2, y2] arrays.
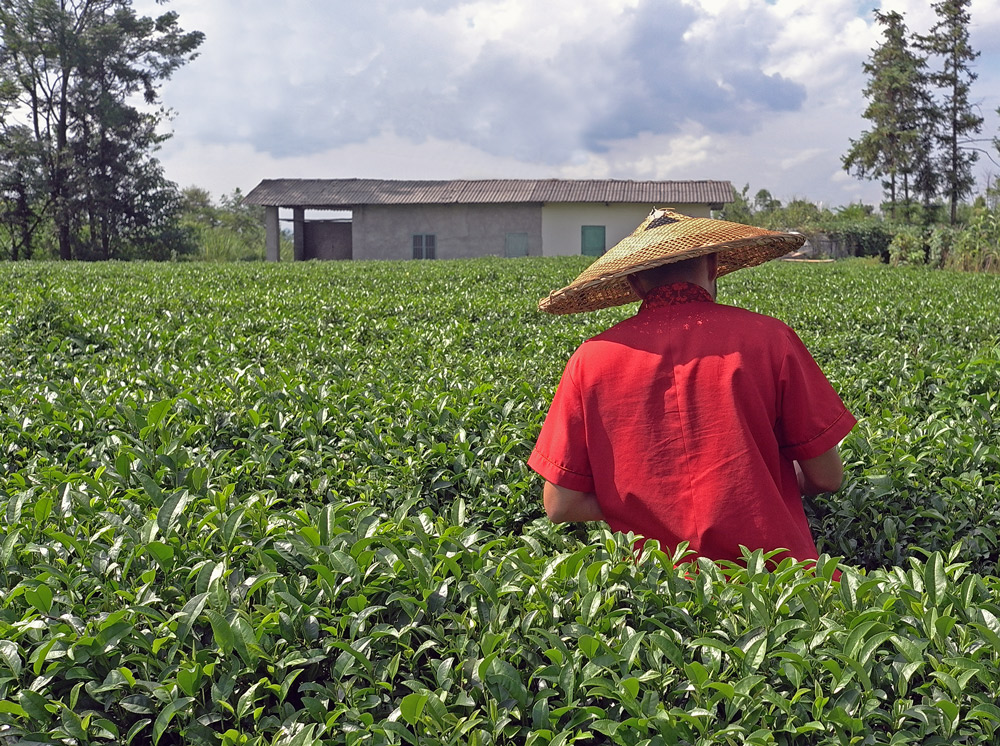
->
[[539, 208, 805, 314]]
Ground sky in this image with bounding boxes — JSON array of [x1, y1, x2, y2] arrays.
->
[[140, 0, 1000, 209]]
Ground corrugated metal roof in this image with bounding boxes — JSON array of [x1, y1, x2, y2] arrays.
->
[[242, 178, 734, 208]]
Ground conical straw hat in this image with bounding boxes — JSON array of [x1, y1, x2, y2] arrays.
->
[[539, 208, 805, 314]]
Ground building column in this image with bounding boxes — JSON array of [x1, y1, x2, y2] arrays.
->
[[265, 206, 279, 262], [293, 208, 305, 261]]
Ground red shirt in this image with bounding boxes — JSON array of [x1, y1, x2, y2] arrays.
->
[[528, 282, 856, 564]]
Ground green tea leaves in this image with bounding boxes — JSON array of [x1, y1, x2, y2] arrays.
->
[[2, 260, 1000, 743], [152, 697, 193, 745]]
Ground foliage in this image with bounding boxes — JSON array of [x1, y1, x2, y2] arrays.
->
[[0, 124, 48, 260], [946, 207, 1000, 272], [844, 2, 986, 225], [2, 259, 1000, 743], [715, 183, 755, 225], [888, 226, 928, 266], [843, 10, 936, 219], [717, 185, 833, 234], [756, 200, 829, 235], [822, 218, 896, 260], [876, 205, 997, 273], [178, 187, 290, 262], [0, 0, 203, 260], [924, 225, 957, 268], [915, 0, 983, 225], [719, 188, 900, 260], [995, 113, 1000, 177]]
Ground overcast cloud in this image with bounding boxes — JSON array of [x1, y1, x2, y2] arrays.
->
[[142, 0, 1000, 207]]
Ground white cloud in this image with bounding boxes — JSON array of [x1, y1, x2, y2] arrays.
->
[[158, 132, 555, 199], [555, 129, 715, 180], [136, 0, 998, 207], [154, 0, 812, 160], [780, 148, 825, 170]]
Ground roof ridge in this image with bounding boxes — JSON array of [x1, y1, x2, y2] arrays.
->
[[243, 178, 735, 207]]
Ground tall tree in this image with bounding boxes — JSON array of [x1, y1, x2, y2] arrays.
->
[[843, 10, 935, 221], [0, 0, 202, 259], [0, 76, 48, 259], [916, 0, 982, 225]]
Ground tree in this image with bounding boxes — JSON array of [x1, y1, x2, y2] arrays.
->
[[177, 187, 270, 261], [0, 123, 48, 259], [0, 0, 203, 259], [916, 0, 982, 225], [753, 188, 781, 215], [717, 183, 755, 224], [843, 10, 936, 221]]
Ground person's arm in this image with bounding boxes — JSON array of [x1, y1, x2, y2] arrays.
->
[[543, 481, 607, 523], [795, 446, 844, 496]]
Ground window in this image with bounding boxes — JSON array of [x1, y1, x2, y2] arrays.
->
[[581, 225, 606, 256], [412, 234, 436, 259], [505, 232, 529, 257]]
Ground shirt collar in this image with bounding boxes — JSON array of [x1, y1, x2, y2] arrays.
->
[[639, 281, 714, 312]]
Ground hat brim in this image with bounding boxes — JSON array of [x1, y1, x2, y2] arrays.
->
[[538, 212, 804, 315]]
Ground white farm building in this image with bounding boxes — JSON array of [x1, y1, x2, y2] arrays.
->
[[242, 178, 735, 261]]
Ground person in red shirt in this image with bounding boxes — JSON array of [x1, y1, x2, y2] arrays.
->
[[528, 209, 856, 565]]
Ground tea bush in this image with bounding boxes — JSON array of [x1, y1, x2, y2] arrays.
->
[[2, 259, 1000, 744]]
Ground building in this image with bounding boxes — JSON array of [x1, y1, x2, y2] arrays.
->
[[242, 178, 734, 261]]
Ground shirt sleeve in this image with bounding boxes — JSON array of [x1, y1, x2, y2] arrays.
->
[[528, 354, 596, 493], [776, 326, 857, 461]]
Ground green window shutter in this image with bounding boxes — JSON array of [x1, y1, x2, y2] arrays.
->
[[581, 225, 606, 256], [412, 234, 436, 259], [505, 232, 529, 257]]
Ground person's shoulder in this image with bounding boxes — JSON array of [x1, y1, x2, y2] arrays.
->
[[581, 314, 639, 344], [713, 303, 794, 331], [711, 304, 803, 355]]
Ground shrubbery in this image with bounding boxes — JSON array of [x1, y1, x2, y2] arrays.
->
[[888, 226, 929, 266], [948, 208, 1000, 272], [716, 183, 998, 274], [2, 260, 1000, 743], [823, 219, 896, 260], [177, 187, 291, 262], [882, 208, 1000, 272]]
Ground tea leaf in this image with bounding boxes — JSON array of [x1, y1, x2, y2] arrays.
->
[[152, 697, 194, 745]]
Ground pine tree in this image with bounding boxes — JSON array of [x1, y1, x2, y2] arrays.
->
[[916, 0, 983, 225], [843, 10, 934, 221]]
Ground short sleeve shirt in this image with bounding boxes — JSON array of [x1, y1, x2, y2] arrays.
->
[[528, 282, 857, 564]]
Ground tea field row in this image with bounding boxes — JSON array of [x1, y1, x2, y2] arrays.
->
[[1, 258, 999, 744]]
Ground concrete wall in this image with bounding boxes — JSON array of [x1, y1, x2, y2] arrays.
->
[[801, 232, 854, 259], [352, 204, 542, 260], [265, 206, 280, 261], [540, 202, 713, 257], [304, 220, 352, 260]]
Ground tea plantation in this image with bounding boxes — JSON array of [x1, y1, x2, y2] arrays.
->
[[2, 258, 1000, 745]]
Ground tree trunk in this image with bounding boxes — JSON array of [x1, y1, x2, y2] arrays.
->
[[949, 47, 959, 225], [101, 211, 111, 260], [902, 172, 911, 222], [17, 187, 32, 260], [950, 117, 959, 225], [56, 198, 73, 260], [55, 1, 73, 259]]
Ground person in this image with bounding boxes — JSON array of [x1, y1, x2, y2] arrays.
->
[[528, 208, 856, 565]]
